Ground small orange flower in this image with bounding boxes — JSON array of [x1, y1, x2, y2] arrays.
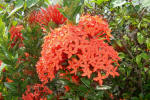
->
[[22, 84, 52, 100], [109, 93, 114, 100], [24, 52, 30, 58], [6, 78, 13, 83], [64, 85, 70, 92], [72, 75, 80, 85]]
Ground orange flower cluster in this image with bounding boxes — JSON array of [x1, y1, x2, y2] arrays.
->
[[22, 84, 52, 100], [28, 5, 66, 26], [36, 15, 120, 85], [9, 25, 24, 48], [79, 15, 112, 41]]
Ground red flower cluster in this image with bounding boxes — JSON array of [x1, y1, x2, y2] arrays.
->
[[28, 5, 67, 27], [36, 15, 120, 85], [79, 15, 112, 41], [28, 11, 40, 25], [9, 25, 24, 48], [22, 84, 52, 100]]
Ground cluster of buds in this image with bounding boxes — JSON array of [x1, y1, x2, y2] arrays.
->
[[9, 25, 24, 48], [28, 5, 67, 28]]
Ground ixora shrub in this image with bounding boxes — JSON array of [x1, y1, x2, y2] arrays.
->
[[0, 2, 120, 99], [36, 15, 120, 86], [24, 9, 120, 99]]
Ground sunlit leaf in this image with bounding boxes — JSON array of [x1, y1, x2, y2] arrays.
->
[[0, 18, 6, 41], [140, 52, 149, 60], [111, 0, 126, 8], [146, 38, 150, 50], [91, 0, 110, 5], [136, 55, 141, 65], [137, 32, 144, 44], [26, 0, 39, 8], [141, 0, 150, 8], [96, 85, 111, 90]]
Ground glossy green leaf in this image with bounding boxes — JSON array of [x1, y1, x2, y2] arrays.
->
[[119, 52, 126, 59], [140, 52, 149, 60], [0, 18, 6, 42], [91, 0, 109, 5], [136, 55, 141, 65], [143, 18, 150, 23], [137, 32, 144, 44], [81, 77, 91, 88]]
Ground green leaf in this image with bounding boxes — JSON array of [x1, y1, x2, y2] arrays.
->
[[81, 77, 91, 88], [145, 93, 150, 99], [26, 0, 39, 8], [59, 0, 84, 24], [0, 18, 5, 41], [91, 0, 104, 5], [137, 32, 144, 44], [146, 38, 150, 50], [0, 18, 7, 42], [144, 67, 148, 72], [12, 20, 18, 26], [141, 0, 150, 8], [127, 69, 131, 77], [91, 0, 109, 5], [58, 8, 70, 20], [24, 0, 27, 10], [4, 82, 16, 91], [143, 18, 150, 23], [111, 0, 126, 8], [71, 5, 82, 22], [8, 0, 24, 18], [96, 85, 111, 90], [140, 53, 149, 60], [118, 52, 126, 59], [44, 0, 51, 5], [136, 55, 141, 65], [131, 97, 139, 100]]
